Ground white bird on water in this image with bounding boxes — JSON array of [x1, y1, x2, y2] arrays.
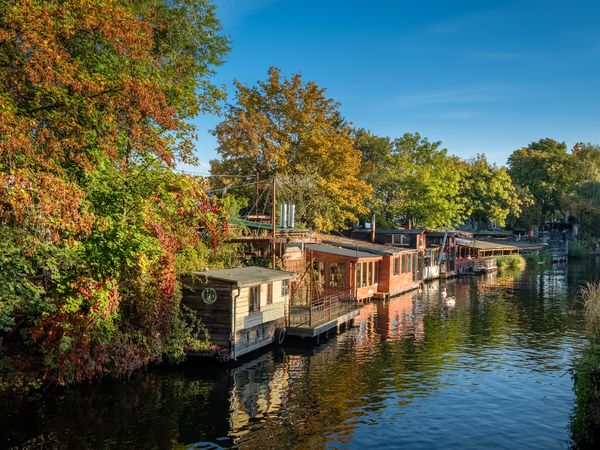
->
[[441, 288, 455, 307]]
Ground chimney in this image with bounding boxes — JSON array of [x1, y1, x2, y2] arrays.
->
[[280, 204, 288, 228], [289, 204, 296, 228], [371, 212, 376, 243]]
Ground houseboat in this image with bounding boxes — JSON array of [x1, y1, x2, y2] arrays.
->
[[318, 236, 421, 299], [181, 266, 296, 360]]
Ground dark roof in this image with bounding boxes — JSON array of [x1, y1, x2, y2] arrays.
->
[[307, 244, 382, 259], [352, 228, 425, 235], [320, 238, 414, 256], [426, 231, 458, 238], [188, 266, 295, 287], [377, 228, 426, 235]]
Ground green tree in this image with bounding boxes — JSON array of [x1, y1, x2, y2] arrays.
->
[[211, 67, 371, 231], [572, 142, 600, 181], [507, 138, 577, 222], [385, 133, 468, 229], [353, 128, 395, 226], [461, 154, 521, 229]]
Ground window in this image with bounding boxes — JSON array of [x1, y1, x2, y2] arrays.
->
[[368, 261, 374, 285], [250, 285, 260, 312], [356, 262, 362, 287], [393, 257, 400, 276], [329, 262, 347, 288], [402, 255, 407, 273], [266, 283, 273, 305], [281, 279, 289, 296], [362, 262, 368, 287], [407, 254, 412, 273]]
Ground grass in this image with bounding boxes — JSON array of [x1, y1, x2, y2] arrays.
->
[[572, 281, 600, 448], [496, 254, 525, 270], [570, 241, 590, 259], [581, 281, 600, 338]]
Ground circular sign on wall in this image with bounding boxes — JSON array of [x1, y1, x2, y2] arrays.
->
[[202, 287, 217, 304]]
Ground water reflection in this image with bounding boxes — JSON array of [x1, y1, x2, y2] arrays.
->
[[1, 260, 597, 449]]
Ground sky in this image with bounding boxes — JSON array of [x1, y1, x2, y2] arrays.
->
[[187, 0, 600, 171]]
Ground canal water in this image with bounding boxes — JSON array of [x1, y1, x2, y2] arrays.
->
[[1, 259, 598, 449]]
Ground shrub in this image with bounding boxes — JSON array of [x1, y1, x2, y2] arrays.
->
[[496, 254, 525, 270]]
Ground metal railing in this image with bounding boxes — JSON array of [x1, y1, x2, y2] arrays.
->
[[288, 289, 356, 328]]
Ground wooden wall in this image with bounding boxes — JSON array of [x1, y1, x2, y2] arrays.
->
[[378, 252, 418, 296], [181, 277, 233, 348]]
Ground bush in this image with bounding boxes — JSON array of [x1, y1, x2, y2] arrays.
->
[[496, 254, 525, 270]]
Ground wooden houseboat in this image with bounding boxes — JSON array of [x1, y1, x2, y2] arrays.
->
[[319, 237, 421, 298], [182, 267, 296, 360], [455, 238, 521, 273], [305, 244, 383, 302]]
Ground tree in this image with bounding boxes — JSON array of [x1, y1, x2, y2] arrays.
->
[[211, 67, 371, 231], [572, 142, 600, 181], [461, 154, 521, 229], [352, 128, 395, 225], [384, 133, 468, 229], [507, 139, 577, 222], [0, 0, 230, 388], [565, 181, 600, 239]]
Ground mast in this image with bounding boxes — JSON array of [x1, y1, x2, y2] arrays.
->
[[271, 176, 276, 268]]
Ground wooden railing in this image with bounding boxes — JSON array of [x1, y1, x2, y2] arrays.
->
[[289, 289, 356, 328]]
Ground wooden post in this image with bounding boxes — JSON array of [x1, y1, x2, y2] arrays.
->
[[271, 176, 276, 268]]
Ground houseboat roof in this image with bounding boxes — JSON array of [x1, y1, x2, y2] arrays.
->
[[426, 231, 459, 238], [353, 228, 426, 235], [189, 266, 295, 288], [306, 244, 382, 259], [230, 217, 307, 231], [456, 238, 518, 251], [317, 234, 414, 256]]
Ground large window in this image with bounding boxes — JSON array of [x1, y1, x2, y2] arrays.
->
[[401, 255, 407, 273], [329, 262, 348, 288], [266, 283, 273, 305], [362, 262, 368, 287], [250, 285, 261, 312], [356, 263, 362, 288], [393, 257, 400, 276]]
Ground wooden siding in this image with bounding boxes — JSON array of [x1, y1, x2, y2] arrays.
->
[[181, 277, 233, 347], [377, 252, 419, 296]]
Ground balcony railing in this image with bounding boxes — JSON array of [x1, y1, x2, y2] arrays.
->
[[288, 289, 356, 328]]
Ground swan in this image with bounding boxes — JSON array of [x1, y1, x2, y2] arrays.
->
[[441, 288, 447, 299], [445, 297, 456, 307]]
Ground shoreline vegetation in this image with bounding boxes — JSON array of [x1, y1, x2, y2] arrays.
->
[[1, 0, 600, 406], [572, 281, 600, 448]]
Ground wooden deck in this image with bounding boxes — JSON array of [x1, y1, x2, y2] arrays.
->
[[287, 290, 360, 338], [286, 308, 360, 338]]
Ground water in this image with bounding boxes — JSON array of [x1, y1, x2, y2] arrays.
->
[[1, 259, 598, 449]]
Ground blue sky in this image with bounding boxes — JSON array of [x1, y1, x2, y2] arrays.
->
[[187, 0, 600, 171]]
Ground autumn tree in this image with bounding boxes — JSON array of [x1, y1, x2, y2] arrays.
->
[[507, 139, 578, 222], [0, 0, 229, 388], [211, 67, 371, 231], [461, 154, 521, 229]]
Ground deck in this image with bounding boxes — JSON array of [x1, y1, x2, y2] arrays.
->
[[287, 290, 360, 338]]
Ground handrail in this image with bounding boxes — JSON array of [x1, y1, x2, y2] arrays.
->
[[288, 289, 356, 328]]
